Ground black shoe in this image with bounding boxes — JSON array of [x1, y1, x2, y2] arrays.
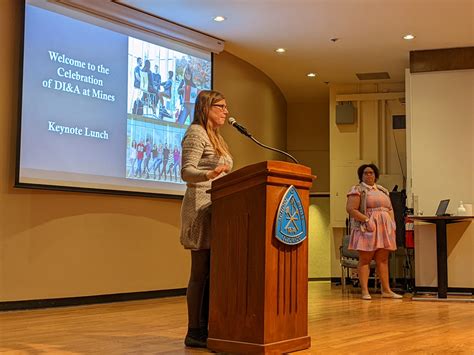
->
[[184, 335, 207, 348], [160, 107, 172, 118]]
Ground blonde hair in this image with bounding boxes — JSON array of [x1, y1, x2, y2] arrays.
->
[[192, 90, 231, 157]]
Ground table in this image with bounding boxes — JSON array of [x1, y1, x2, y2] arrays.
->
[[410, 215, 473, 301]]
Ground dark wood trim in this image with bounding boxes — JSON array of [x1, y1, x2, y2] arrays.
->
[[309, 192, 330, 198], [414, 286, 473, 295], [9, 283, 468, 312], [308, 277, 332, 282], [0, 288, 186, 312], [410, 47, 474, 73]]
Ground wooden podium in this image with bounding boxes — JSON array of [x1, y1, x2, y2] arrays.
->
[[208, 161, 314, 354]]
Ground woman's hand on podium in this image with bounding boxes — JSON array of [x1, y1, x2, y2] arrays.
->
[[206, 164, 230, 180]]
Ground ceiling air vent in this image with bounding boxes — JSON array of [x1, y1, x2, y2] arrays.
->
[[356, 72, 390, 80]]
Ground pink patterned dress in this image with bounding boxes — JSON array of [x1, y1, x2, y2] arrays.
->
[[347, 185, 397, 251]]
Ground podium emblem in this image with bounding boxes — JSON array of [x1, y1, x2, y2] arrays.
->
[[275, 185, 307, 245]]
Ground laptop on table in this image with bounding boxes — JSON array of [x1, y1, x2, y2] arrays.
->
[[435, 199, 450, 216]]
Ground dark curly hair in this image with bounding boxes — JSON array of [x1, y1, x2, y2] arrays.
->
[[357, 164, 380, 182]]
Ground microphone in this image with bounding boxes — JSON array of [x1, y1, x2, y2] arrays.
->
[[227, 117, 299, 164], [228, 117, 251, 137]]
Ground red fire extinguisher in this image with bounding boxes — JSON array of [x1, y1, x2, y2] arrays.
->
[[405, 215, 415, 248]]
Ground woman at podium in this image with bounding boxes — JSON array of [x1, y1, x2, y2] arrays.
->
[[180, 90, 233, 347], [346, 164, 402, 300]]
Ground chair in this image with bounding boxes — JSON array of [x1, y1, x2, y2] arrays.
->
[[340, 234, 378, 292]]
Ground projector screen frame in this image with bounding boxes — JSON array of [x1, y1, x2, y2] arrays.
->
[[14, 0, 216, 200]]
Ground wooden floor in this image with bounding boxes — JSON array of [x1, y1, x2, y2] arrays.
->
[[1, 282, 473, 354]]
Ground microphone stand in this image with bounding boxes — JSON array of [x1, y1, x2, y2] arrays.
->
[[240, 132, 299, 164], [228, 118, 299, 164]]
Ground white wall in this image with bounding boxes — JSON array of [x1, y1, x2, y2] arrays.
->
[[407, 69, 474, 287]]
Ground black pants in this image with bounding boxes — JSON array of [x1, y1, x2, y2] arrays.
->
[[187, 249, 210, 330]]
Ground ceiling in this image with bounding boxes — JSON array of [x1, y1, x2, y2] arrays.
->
[[120, 0, 472, 103]]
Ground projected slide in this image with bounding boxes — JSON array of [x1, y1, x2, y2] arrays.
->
[[18, 2, 212, 196]]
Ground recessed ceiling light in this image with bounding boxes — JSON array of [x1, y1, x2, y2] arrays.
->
[[213, 16, 226, 22], [403, 34, 415, 40], [307, 73, 317, 78], [275, 48, 286, 53]]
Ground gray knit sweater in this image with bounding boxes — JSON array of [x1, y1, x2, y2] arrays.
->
[[180, 124, 233, 250]]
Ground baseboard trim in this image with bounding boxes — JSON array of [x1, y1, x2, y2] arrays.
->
[[308, 277, 332, 282], [0, 288, 187, 312], [8, 282, 466, 311]]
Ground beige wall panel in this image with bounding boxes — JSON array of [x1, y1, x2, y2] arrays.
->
[[1, 200, 186, 300], [386, 100, 407, 177], [287, 101, 329, 151], [308, 197, 331, 279], [330, 122, 360, 162], [447, 222, 474, 286], [289, 150, 329, 193], [360, 101, 379, 163], [287, 100, 330, 277], [213, 51, 287, 170], [287, 101, 330, 192]]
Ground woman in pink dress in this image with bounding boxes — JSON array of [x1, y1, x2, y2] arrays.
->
[[346, 164, 402, 300]]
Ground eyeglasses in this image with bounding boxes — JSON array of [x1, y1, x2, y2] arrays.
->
[[212, 104, 228, 111]]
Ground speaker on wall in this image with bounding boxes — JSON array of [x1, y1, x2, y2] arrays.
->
[[392, 115, 406, 129], [336, 102, 356, 124]]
